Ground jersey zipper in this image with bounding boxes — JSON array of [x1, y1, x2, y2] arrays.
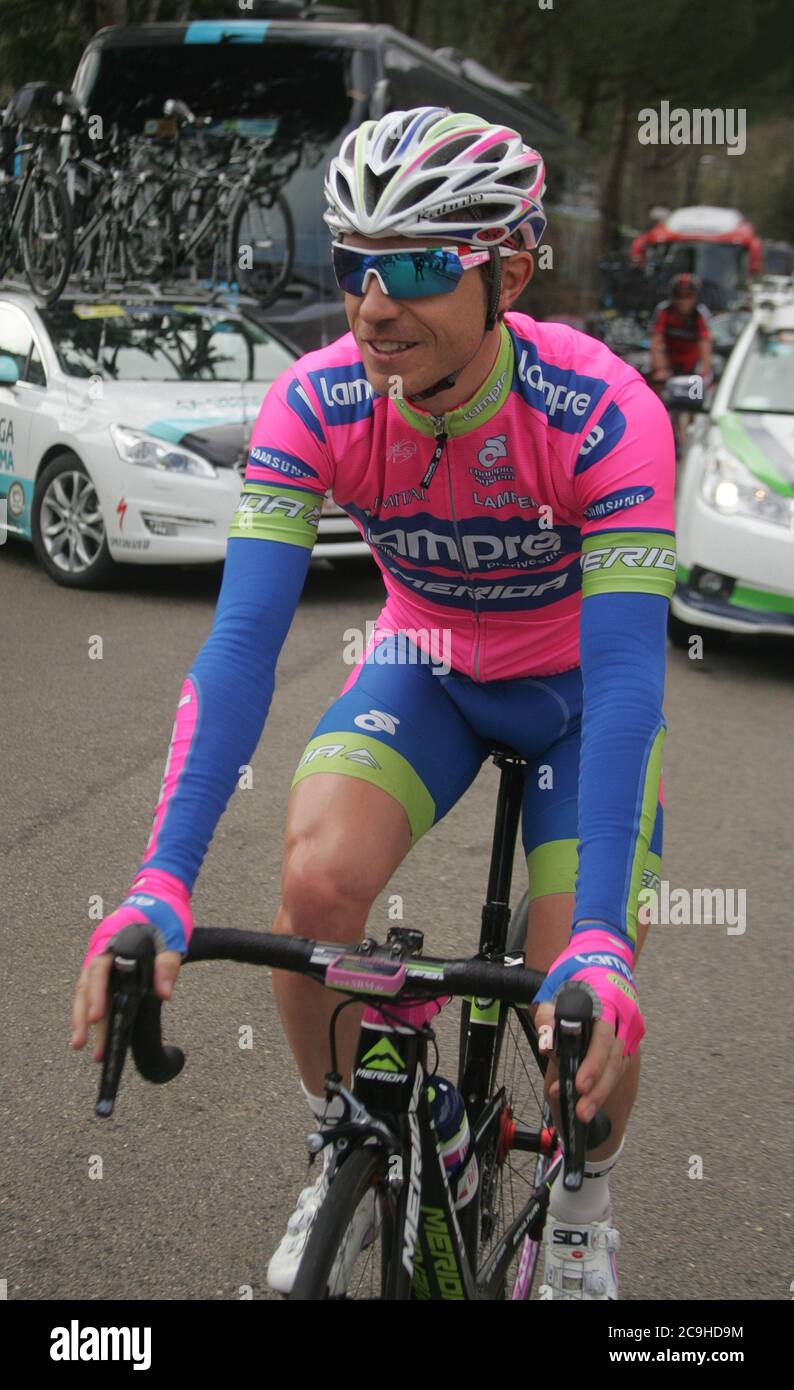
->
[[442, 428, 482, 682], [421, 416, 447, 488]]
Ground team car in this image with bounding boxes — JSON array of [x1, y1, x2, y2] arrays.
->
[[671, 286, 794, 644], [0, 291, 365, 587]]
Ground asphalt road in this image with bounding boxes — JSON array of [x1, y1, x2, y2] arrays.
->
[[2, 536, 792, 1302]]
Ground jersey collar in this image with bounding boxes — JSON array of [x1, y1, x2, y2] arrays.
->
[[392, 320, 514, 438]]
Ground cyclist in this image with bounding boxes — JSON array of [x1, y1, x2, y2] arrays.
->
[[72, 106, 675, 1301], [649, 271, 713, 386]]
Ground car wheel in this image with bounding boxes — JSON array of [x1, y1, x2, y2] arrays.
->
[[31, 454, 115, 589]]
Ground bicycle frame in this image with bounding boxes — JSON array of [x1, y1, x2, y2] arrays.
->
[[0, 136, 48, 263], [323, 753, 558, 1300]]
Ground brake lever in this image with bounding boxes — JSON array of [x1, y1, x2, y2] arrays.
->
[[95, 924, 184, 1118], [95, 939, 152, 1118], [555, 985, 611, 1190]]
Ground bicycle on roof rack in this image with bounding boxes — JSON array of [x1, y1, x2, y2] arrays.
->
[[0, 86, 77, 302], [94, 751, 610, 1301]]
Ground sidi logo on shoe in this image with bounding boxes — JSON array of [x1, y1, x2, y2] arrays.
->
[[552, 1228, 590, 1246]]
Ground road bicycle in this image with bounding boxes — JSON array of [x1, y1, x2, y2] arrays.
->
[[95, 750, 610, 1300], [0, 89, 75, 301], [116, 101, 296, 305], [61, 118, 161, 293]]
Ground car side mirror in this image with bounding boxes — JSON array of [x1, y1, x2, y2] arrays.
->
[[0, 354, 19, 385], [664, 374, 706, 411]]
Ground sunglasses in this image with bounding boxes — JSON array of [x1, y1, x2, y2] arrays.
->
[[331, 241, 516, 300]]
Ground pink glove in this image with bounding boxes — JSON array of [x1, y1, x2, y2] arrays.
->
[[533, 926, 644, 1056], [82, 867, 193, 970]]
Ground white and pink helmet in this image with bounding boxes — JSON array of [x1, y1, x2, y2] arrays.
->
[[323, 105, 546, 251]]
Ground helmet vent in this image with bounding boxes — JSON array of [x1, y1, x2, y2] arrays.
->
[[364, 166, 393, 211], [335, 172, 354, 211], [423, 137, 478, 168], [499, 169, 536, 191], [474, 142, 508, 163], [472, 201, 510, 222], [450, 171, 485, 192], [391, 176, 447, 214], [380, 130, 402, 160]]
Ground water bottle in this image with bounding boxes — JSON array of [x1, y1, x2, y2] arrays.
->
[[426, 1076, 479, 1210]]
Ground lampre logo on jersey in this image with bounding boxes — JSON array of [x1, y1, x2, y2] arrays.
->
[[308, 362, 374, 424], [346, 506, 578, 574], [512, 337, 608, 434]]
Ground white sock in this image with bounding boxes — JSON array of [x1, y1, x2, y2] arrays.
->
[[548, 1138, 625, 1225], [301, 1082, 345, 1174]]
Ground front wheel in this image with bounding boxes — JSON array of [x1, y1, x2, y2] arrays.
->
[[289, 1148, 394, 1300], [467, 890, 553, 1300], [230, 189, 294, 307], [31, 454, 115, 588], [19, 168, 73, 303]]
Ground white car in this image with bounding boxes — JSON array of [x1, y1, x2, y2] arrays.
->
[[0, 291, 365, 586], [672, 290, 794, 644]]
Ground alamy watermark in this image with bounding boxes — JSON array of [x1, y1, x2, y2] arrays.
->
[[637, 101, 746, 156], [639, 875, 746, 935], [342, 621, 452, 676]]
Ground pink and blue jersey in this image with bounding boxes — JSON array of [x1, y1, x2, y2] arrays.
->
[[123, 310, 675, 957], [238, 311, 675, 679]]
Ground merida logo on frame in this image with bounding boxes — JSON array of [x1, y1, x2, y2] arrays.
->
[[50, 1320, 152, 1370]]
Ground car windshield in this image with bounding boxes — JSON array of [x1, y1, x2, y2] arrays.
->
[[730, 327, 794, 414], [647, 242, 748, 310], [38, 303, 294, 381]]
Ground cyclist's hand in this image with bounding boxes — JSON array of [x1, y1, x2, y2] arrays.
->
[[533, 926, 644, 1122], [71, 868, 192, 1062]]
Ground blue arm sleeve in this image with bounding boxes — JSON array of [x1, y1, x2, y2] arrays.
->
[[142, 536, 311, 891], [573, 590, 669, 947]]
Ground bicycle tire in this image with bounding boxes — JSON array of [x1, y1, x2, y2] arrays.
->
[[505, 888, 554, 1299], [466, 888, 553, 1300], [19, 167, 72, 303], [117, 171, 170, 284], [230, 188, 294, 307], [289, 1147, 394, 1301]]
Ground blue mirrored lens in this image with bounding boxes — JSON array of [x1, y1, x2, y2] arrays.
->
[[332, 247, 464, 299]]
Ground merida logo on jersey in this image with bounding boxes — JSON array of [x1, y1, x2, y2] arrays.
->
[[308, 363, 374, 424], [238, 490, 320, 527], [581, 543, 675, 572], [382, 562, 577, 607], [584, 486, 654, 519]]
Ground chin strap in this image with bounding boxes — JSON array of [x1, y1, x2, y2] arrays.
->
[[405, 248, 503, 406]]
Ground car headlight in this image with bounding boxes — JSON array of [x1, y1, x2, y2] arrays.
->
[[110, 425, 217, 479], [701, 447, 793, 527]]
